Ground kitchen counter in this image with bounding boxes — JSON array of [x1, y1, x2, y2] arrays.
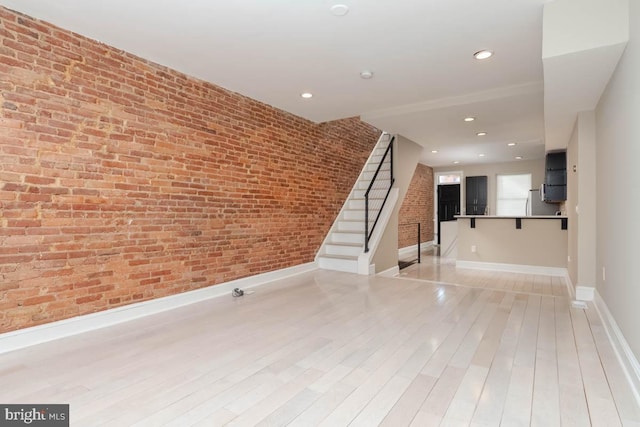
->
[[455, 215, 567, 219], [454, 216, 568, 272], [455, 215, 568, 231]]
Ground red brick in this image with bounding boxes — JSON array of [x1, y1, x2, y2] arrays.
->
[[0, 255, 34, 264], [75, 295, 102, 304], [0, 6, 381, 334], [23, 295, 55, 306], [398, 164, 435, 248]]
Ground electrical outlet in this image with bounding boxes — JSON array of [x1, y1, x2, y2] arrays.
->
[[568, 255, 571, 262], [471, 245, 477, 253], [602, 266, 606, 281]]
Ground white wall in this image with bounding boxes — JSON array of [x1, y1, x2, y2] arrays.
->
[[433, 159, 545, 216], [566, 111, 598, 295], [566, 120, 579, 286], [576, 111, 597, 290], [542, 0, 629, 151], [595, 0, 640, 358], [543, 0, 629, 59]]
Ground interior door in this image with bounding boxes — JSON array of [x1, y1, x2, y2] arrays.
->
[[437, 184, 460, 245]]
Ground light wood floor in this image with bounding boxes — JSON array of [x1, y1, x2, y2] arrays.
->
[[1, 257, 639, 426], [398, 253, 568, 297]]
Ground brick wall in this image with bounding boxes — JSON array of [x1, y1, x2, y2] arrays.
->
[[0, 7, 381, 333], [398, 163, 434, 248]]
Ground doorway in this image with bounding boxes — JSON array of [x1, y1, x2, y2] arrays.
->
[[437, 184, 460, 245]]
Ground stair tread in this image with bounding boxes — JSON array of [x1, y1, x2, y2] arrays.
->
[[326, 242, 362, 248], [318, 254, 358, 261]]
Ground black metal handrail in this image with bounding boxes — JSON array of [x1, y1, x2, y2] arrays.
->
[[364, 136, 395, 252]]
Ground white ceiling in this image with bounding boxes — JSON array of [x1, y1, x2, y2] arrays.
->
[[0, 0, 550, 167]]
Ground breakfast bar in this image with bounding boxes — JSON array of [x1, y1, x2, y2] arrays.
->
[[444, 215, 568, 271]]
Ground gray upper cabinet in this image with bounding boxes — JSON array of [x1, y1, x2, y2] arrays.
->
[[544, 151, 567, 202]]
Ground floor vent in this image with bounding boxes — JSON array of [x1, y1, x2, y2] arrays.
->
[[571, 300, 588, 309]]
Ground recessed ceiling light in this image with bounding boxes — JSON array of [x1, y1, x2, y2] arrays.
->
[[330, 4, 349, 16], [474, 50, 493, 60], [453, 161, 460, 164], [515, 156, 523, 160], [431, 150, 438, 154], [479, 153, 486, 157], [301, 92, 313, 99], [508, 142, 517, 146], [464, 117, 475, 122], [477, 132, 487, 136], [360, 70, 374, 79]]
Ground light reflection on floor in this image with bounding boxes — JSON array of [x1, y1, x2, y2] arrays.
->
[[397, 246, 568, 297]]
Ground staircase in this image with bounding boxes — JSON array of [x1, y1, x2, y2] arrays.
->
[[316, 133, 394, 273]]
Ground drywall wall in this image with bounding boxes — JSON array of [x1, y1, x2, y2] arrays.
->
[[543, 0, 628, 59], [566, 110, 598, 295], [595, 0, 640, 358], [576, 111, 597, 290], [542, 0, 628, 151], [566, 119, 579, 287]]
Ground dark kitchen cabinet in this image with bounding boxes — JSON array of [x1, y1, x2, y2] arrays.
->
[[465, 176, 487, 215], [544, 151, 567, 202]]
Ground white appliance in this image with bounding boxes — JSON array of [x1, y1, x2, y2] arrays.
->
[[526, 189, 559, 216]]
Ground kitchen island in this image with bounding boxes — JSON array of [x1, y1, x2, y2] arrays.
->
[[447, 215, 568, 274]]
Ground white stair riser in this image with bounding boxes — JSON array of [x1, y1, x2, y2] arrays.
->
[[318, 256, 358, 273], [337, 221, 364, 232], [348, 199, 365, 210], [325, 244, 362, 257], [343, 210, 364, 220], [356, 179, 390, 190], [374, 147, 388, 154], [362, 171, 375, 181], [347, 199, 383, 212], [365, 163, 391, 173], [331, 232, 363, 244], [353, 188, 391, 199]]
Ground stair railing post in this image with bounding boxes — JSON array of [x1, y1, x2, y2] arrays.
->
[[390, 137, 394, 188], [417, 222, 421, 264], [365, 196, 369, 253]]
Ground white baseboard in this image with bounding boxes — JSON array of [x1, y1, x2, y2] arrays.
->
[[398, 241, 433, 259], [575, 285, 595, 301], [455, 260, 567, 277], [378, 265, 400, 277], [564, 270, 576, 299], [593, 290, 640, 407], [0, 262, 317, 355]]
